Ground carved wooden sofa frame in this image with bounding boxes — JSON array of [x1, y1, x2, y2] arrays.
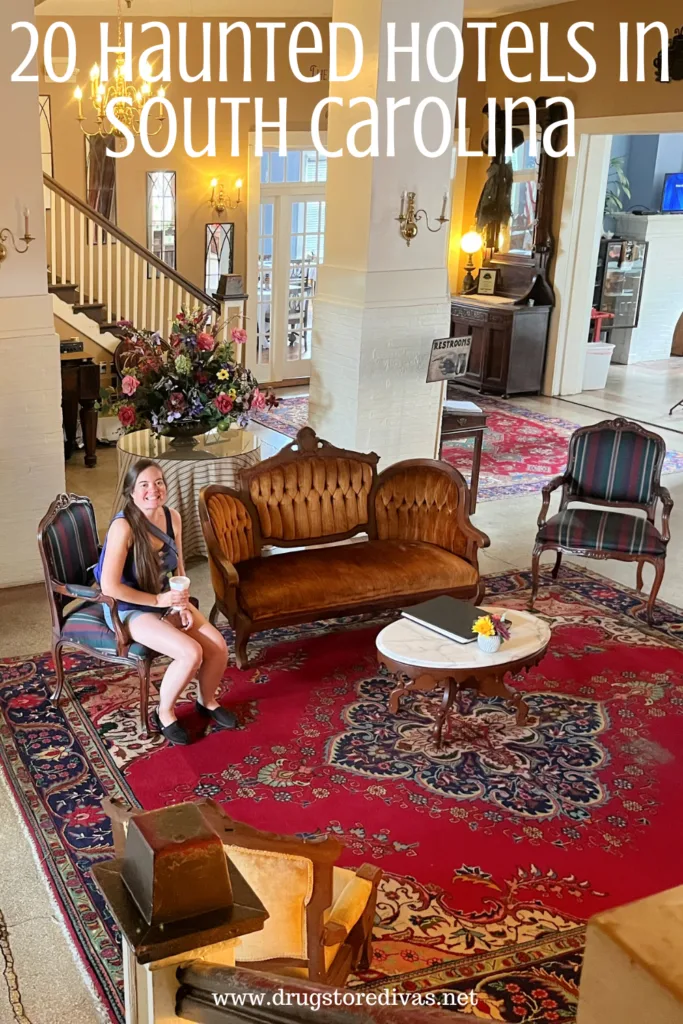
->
[[199, 427, 490, 667]]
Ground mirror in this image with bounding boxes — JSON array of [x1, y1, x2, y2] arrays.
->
[[205, 223, 235, 295], [497, 126, 542, 257]]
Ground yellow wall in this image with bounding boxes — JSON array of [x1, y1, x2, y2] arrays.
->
[[456, 0, 683, 290], [37, 17, 330, 296]]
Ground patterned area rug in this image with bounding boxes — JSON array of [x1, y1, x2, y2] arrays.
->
[[2, 566, 683, 1022], [251, 393, 683, 501]]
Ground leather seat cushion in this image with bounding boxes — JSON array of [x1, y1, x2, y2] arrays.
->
[[236, 539, 478, 621]]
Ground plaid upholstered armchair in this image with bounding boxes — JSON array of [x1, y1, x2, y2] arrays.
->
[[531, 418, 673, 623], [38, 493, 156, 735]]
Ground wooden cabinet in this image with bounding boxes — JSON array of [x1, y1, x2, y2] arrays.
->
[[450, 298, 551, 397]]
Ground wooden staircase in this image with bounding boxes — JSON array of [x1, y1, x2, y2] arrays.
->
[[44, 173, 233, 352]]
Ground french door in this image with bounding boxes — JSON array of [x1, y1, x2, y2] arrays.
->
[[247, 141, 327, 384]]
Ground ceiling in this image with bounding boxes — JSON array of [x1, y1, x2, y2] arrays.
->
[[35, 0, 577, 17]]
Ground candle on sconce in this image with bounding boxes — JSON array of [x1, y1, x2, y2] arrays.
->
[[235, 178, 243, 204], [440, 192, 448, 221], [157, 86, 166, 116], [23, 209, 30, 240], [399, 191, 406, 219]]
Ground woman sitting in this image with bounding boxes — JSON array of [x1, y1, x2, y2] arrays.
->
[[96, 458, 235, 745]]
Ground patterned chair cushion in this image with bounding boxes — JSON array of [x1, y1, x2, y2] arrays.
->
[[566, 428, 663, 505], [61, 603, 151, 660], [538, 509, 666, 557], [44, 501, 100, 587]]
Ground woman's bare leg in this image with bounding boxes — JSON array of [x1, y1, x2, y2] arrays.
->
[[182, 606, 229, 710], [126, 614, 203, 727]]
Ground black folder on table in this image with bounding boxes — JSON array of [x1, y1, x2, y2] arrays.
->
[[401, 596, 487, 644]]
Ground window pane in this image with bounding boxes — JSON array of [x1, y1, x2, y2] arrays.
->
[[302, 151, 318, 182], [286, 151, 302, 182], [270, 153, 285, 183], [317, 154, 328, 182], [147, 171, 176, 270]]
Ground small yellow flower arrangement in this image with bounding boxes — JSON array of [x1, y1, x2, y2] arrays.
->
[[473, 615, 496, 638], [217, 368, 230, 381], [472, 613, 510, 652]]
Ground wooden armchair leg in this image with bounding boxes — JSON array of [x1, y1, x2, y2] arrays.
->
[[136, 659, 152, 737], [209, 602, 219, 627], [551, 551, 563, 579], [646, 559, 666, 626], [234, 619, 251, 670], [636, 561, 645, 593], [50, 640, 68, 705], [530, 547, 542, 610]]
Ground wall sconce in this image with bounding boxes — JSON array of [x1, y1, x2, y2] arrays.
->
[[396, 191, 449, 246], [0, 209, 34, 269], [460, 230, 483, 292], [210, 178, 243, 215]]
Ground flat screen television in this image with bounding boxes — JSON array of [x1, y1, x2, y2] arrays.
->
[[662, 172, 683, 213]]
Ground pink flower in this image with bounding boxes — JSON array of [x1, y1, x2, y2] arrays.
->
[[231, 327, 248, 346], [214, 393, 234, 415], [121, 375, 139, 396], [118, 405, 136, 428], [197, 332, 216, 352], [168, 392, 187, 411], [250, 388, 266, 412]]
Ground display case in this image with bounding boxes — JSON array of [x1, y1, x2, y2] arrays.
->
[[593, 238, 649, 332]]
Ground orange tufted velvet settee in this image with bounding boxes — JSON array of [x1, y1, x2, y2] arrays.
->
[[198, 427, 490, 668]]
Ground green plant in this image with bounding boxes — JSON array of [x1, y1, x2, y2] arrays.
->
[[96, 386, 117, 416], [605, 156, 632, 216]]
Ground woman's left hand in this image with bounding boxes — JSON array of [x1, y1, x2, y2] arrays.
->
[[179, 607, 193, 630]]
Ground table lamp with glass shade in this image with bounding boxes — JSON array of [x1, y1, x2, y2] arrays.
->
[[461, 231, 483, 293]]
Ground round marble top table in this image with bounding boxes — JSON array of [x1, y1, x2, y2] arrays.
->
[[376, 607, 551, 748], [112, 427, 261, 560]]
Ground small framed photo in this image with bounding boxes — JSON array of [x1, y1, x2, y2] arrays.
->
[[477, 269, 498, 295]]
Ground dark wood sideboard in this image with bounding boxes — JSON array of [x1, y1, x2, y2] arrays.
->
[[60, 355, 99, 467], [450, 297, 551, 397]]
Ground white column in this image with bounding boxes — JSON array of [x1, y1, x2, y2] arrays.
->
[[0, 0, 64, 586], [309, 0, 462, 464]]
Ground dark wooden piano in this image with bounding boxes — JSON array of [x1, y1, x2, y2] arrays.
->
[[60, 341, 99, 467]]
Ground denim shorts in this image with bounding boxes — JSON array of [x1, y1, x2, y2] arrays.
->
[[103, 605, 166, 632]]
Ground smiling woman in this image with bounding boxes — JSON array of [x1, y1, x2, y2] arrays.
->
[[95, 458, 236, 745]]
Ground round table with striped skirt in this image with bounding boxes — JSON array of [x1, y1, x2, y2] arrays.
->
[[112, 428, 261, 559]]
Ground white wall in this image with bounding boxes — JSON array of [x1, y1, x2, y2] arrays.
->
[[0, 0, 65, 587], [612, 213, 683, 363]]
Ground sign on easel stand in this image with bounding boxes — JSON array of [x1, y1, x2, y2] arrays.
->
[[426, 336, 472, 383]]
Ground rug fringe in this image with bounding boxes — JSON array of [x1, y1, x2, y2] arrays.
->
[[0, 770, 113, 1024]]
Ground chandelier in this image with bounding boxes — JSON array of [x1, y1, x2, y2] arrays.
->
[[73, 0, 167, 138]]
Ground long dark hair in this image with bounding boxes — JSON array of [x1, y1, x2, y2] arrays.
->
[[122, 459, 167, 595]]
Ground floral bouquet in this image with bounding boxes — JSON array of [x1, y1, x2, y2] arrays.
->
[[472, 613, 511, 653], [110, 307, 275, 436]]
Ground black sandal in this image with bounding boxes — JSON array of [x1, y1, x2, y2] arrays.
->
[[151, 707, 190, 746], [196, 700, 238, 730]]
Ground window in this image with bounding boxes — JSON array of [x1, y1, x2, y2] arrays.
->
[[260, 149, 327, 185], [205, 223, 235, 295], [147, 171, 176, 269], [39, 96, 53, 209]]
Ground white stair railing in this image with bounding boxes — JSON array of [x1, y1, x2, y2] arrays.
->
[[43, 173, 230, 345]]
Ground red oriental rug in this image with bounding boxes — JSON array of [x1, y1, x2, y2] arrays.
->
[[251, 393, 683, 501], [2, 566, 683, 1023]]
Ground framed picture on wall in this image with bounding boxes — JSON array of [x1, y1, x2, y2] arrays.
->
[[85, 135, 118, 243]]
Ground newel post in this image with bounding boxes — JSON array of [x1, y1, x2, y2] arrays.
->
[[93, 803, 268, 1024]]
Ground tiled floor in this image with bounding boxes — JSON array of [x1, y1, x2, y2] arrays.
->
[[565, 356, 683, 433], [1, 384, 682, 1022]]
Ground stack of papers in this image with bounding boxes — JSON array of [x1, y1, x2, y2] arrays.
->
[[443, 399, 483, 414]]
